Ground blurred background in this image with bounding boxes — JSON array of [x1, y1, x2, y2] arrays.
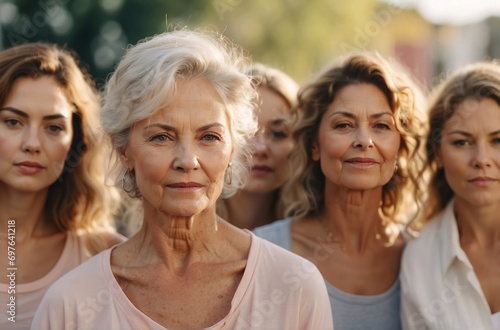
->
[[1, 0, 500, 89]]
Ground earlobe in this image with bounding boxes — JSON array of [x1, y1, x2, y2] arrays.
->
[[435, 154, 443, 168], [119, 148, 131, 169], [312, 140, 320, 161]]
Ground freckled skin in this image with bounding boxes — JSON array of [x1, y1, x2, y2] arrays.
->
[[112, 78, 251, 328]]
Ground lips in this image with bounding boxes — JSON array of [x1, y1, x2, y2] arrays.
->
[[468, 177, 496, 185], [15, 161, 45, 175], [252, 165, 272, 172], [167, 182, 203, 188], [251, 165, 273, 174], [345, 157, 378, 165]]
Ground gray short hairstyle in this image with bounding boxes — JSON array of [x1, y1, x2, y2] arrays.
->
[[101, 29, 258, 198]]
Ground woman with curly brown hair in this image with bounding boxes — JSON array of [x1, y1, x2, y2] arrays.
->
[[255, 51, 427, 330]]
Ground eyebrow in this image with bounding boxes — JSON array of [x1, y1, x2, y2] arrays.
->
[[143, 122, 225, 133], [447, 130, 500, 137], [0, 106, 69, 120], [330, 111, 393, 119], [269, 118, 288, 126]]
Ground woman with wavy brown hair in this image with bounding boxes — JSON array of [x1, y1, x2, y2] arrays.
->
[[0, 42, 124, 328], [401, 61, 500, 330], [254, 51, 427, 330]]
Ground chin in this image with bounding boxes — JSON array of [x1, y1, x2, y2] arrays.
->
[[162, 201, 209, 217]]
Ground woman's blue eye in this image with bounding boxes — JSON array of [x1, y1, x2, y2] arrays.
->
[[202, 134, 221, 141], [150, 134, 169, 141]]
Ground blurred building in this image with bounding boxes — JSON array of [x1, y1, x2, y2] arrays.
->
[[374, 1, 500, 89]]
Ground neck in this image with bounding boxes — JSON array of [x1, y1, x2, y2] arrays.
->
[[454, 198, 500, 248], [0, 185, 56, 242], [128, 203, 224, 269], [224, 190, 278, 229], [321, 185, 394, 252]]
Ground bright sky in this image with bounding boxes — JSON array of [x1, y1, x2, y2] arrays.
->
[[385, 0, 500, 25]]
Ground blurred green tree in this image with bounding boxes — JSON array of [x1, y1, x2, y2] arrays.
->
[[200, 0, 379, 81], [1, 0, 211, 86], [1, 0, 380, 84]]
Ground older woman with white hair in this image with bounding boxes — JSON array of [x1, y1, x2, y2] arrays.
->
[[31, 29, 333, 330]]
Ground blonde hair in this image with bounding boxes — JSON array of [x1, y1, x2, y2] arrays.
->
[[248, 62, 299, 109]]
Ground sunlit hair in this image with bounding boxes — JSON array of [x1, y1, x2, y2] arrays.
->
[[419, 60, 500, 225], [247, 63, 299, 218], [101, 29, 258, 199], [248, 62, 299, 110], [283, 51, 427, 225], [0, 42, 119, 242]]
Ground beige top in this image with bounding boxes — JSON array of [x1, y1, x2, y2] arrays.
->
[[32, 232, 333, 330], [0, 230, 125, 329]]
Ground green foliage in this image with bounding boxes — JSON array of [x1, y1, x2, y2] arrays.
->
[[1, 0, 211, 84], [1, 0, 379, 84], [200, 0, 379, 82]]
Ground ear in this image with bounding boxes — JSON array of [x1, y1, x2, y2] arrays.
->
[[119, 147, 133, 170], [312, 139, 320, 161], [434, 147, 443, 168]]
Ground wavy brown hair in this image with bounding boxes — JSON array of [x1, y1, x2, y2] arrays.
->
[[0, 42, 119, 237], [283, 52, 427, 225], [419, 60, 500, 226]]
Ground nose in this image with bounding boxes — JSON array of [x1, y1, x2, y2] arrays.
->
[[172, 142, 200, 171], [352, 126, 374, 150], [472, 142, 492, 169], [22, 126, 41, 154], [252, 133, 268, 156]]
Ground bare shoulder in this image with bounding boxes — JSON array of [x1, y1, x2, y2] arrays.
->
[[78, 229, 126, 256], [98, 230, 127, 246]]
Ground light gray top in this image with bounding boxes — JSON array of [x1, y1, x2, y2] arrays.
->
[[254, 218, 402, 330]]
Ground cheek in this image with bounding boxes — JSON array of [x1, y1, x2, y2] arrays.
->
[[136, 152, 169, 182], [42, 142, 72, 180], [271, 140, 293, 163], [0, 136, 15, 155], [52, 139, 73, 167], [439, 148, 463, 172], [381, 136, 401, 162], [209, 155, 231, 183]]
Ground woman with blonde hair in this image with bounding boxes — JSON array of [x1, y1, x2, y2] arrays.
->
[[218, 62, 299, 229], [0, 42, 124, 328], [255, 51, 427, 329]]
